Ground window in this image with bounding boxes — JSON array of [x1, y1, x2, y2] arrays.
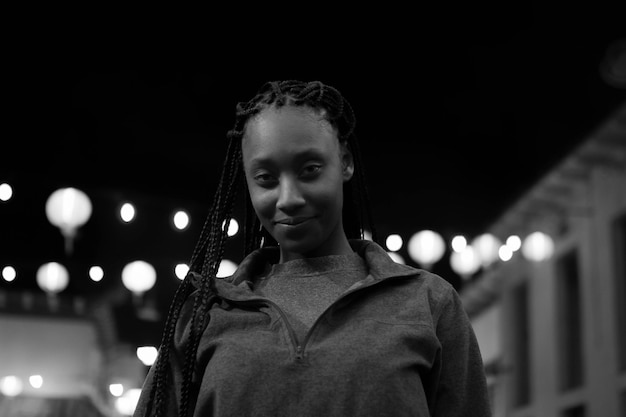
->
[[613, 212, 626, 371], [561, 404, 586, 417], [511, 281, 530, 407], [556, 249, 584, 391]]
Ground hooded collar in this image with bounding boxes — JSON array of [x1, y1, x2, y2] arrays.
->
[[212, 239, 420, 301]]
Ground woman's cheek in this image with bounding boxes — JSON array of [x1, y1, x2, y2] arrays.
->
[[251, 190, 276, 219]]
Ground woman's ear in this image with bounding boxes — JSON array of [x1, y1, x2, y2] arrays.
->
[[340, 144, 355, 182]]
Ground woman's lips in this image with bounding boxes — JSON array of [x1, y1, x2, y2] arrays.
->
[[274, 217, 313, 226]]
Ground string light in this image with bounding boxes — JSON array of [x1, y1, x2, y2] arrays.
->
[[2, 266, 16, 282], [137, 346, 158, 366], [121, 261, 156, 295], [120, 202, 136, 223], [0, 183, 12, 201], [175, 263, 189, 280], [173, 210, 190, 230], [89, 266, 104, 282], [385, 234, 403, 252]]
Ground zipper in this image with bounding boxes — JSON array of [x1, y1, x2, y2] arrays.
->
[[295, 345, 303, 360], [222, 296, 304, 359], [221, 275, 398, 361], [298, 281, 370, 350]]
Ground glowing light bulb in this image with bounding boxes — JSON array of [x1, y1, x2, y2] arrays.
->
[[89, 266, 104, 282], [0, 376, 23, 396], [499, 245, 513, 261], [222, 218, 239, 237], [137, 346, 158, 366], [216, 259, 238, 278], [109, 383, 124, 397], [29, 375, 43, 389], [2, 266, 17, 282], [121, 261, 156, 295], [115, 388, 142, 416], [120, 203, 136, 223], [407, 230, 446, 269], [175, 263, 189, 280], [471, 233, 502, 267], [506, 235, 522, 252], [36, 262, 69, 294], [173, 210, 190, 230], [522, 231, 555, 262], [451, 235, 467, 253], [0, 183, 13, 201], [450, 245, 481, 279], [385, 234, 403, 252]]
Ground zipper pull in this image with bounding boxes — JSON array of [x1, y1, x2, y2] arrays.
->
[[295, 345, 303, 360]]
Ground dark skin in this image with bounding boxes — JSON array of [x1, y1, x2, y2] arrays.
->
[[241, 104, 355, 263]]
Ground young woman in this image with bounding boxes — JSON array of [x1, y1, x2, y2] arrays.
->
[[133, 80, 492, 417]]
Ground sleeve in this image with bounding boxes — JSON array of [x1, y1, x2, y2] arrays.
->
[[133, 356, 158, 417], [132, 327, 188, 417], [431, 284, 492, 417], [133, 289, 209, 417]]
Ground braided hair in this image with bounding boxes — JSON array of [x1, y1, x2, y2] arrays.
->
[[145, 80, 378, 416]]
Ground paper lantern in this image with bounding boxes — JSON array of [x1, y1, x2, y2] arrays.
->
[[122, 261, 156, 295], [0, 376, 23, 397], [450, 246, 481, 279], [471, 233, 502, 267], [36, 262, 69, 294], [45, 187, 92, 254], [522, 231, 555, 262], [407, 230, 446, 269]]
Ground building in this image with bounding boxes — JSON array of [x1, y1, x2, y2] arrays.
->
[[462, 102, 626, 417]]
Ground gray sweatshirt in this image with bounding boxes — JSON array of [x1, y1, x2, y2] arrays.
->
[[134, 239, 492, 417]]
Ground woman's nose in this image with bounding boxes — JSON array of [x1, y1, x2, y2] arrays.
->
[[276, 178, 306, 211]]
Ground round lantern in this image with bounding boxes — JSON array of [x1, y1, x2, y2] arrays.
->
[[45, 187, 92, 254], [521, 231, 555, 262], [471, 233, 502, 268], [450, 246, 481, 280], [0, 376, 23, 397], [122, 260, 157, 295], [36, 262, 69, 294], [407, 230, 446, 269], [216, 259, 238, 278], [136, 346, 159, 366]]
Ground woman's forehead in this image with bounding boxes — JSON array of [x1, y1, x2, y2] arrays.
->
[[241, 106, 341, 163], [249, 104, 327, 126], [244, 106, 336, 142]]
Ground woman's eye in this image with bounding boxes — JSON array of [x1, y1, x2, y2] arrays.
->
[[302, 165, 322, 177], [254, 173, 276, 185]]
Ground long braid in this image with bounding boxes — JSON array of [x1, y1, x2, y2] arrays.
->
[[148, 135, 243, 416], [180, 140, 243, 416], [148, 80, 378, 416]]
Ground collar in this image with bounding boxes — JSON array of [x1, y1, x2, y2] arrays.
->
[[212, 239, 420, 301]]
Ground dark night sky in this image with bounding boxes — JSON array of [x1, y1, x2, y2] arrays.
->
[[2, 5, 625, 345]]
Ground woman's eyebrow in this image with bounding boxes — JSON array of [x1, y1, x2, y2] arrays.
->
[[248, 148, 327, 167]]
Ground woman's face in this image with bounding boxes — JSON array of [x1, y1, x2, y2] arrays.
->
[[241, 105, 354, 262]]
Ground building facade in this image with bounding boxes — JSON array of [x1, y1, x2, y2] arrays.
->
[[463, 102, 626, 417]]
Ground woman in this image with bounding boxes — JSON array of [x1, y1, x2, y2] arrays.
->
[[134, 80, 492, 417]]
